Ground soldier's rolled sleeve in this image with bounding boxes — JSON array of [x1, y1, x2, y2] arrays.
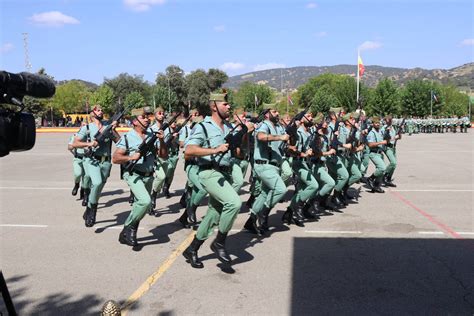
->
[[184, 124, 205, 148], [366, 132, 376, 143], [115, 136, 127, 150], [76, 125, 88, 141]]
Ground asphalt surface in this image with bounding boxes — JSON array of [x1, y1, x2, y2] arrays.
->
[[0, 131, 473, 315]]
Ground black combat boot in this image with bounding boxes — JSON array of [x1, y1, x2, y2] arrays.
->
[[244, 213, 263, 236], [179, 191, 187, 209], [128, 191, 135, 205], [119, 222, 139, 247], [186, 204, 198, 224], [85, 203, 98, 227], [383, 175, 397, 187], [72, 182, 80, 196], [210, 231, 232, 264], [183, 236, 204, 268], [318, 194, 338, 213], [150, 190, 158, 210], [343, 184, 354, 201], [178, 211, 191, 229], [259, 207, 271, 231], [332, 191, 345, 208], [79, 187, 84, 200], [282, 207, 292, 225], [162, 183, 171, 199], [82, 188, 90, 207], [372, 178, 385, 193], [292, 201, 305, 226], [302, 200, 318, 219], [366, 175, 376, 191]]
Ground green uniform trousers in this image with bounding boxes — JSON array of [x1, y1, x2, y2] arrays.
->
[[310, 162, 336, 197], [123, 172, 153, 226], [152, 158, 168, 193], [231, 158, 249, 192], [73, 157, 91, 189], [280, 157, 293, 184], [251, 164, 287, 215], [186, 164, 207, 209], [165, 154, 179, 186], [360, 146, 371, 176], [369, 152, 386, 180], [326, 155, 349, 192], [290, 160, 318, 208], [196, 169, 242, 241], [384, 147, 397, 179], [83, 157, 112, 207], [344, 154, 363, 186]]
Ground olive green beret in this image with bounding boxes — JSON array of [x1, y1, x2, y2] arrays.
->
[[155, 106, 165, 113], [351, 112, 360, 119], [262, 103, 276, 111], [329, 107, 342, 114], [210, 93, 228, 102], [313, 112, 324, 125], [342, 113, 352, 121], [130, 107, 146, 118], [143, 106, 153, 115]]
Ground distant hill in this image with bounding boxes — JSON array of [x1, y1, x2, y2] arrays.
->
[[225, 63, 474, 91], [56, 79, 99, 90]]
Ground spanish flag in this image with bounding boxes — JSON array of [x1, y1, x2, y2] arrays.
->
[[358, 55, 365, 76]]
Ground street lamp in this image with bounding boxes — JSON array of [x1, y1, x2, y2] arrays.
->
[[167, 70, 183, 114]]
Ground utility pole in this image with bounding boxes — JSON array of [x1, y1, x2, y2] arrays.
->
[[22, 33, 32, 72]]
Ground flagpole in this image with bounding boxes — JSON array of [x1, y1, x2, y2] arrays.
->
[[286, 91, 289, 114], [356, 49, 360, 102], [430, 81, 433, 117]]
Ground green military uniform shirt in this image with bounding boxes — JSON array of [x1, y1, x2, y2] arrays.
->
[[254, 120, 284, 164], [76, 122, 112, 157], [116, 129, 155, 173]]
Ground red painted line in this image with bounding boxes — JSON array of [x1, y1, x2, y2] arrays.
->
[[390, 191, 463, 240]]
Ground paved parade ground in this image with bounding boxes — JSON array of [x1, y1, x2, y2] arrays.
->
[[1, 132, 473, 315]]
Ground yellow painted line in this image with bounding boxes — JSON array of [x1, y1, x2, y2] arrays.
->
[[121, 231, 196, 314]]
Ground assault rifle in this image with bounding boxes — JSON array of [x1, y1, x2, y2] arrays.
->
[[248, 108, 270, 124], [124, 111, 182, 173], [164, 114, 192, 147], [286, 107, 309, 146], [393, 118, 406, 148], [85, 108, 125, 157], [329, 111, 342, 150]]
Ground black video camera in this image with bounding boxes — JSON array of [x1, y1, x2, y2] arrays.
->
[[0, 71, 56, 157]]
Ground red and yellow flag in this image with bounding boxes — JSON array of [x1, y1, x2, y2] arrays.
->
[[358, 56, 365, 76]]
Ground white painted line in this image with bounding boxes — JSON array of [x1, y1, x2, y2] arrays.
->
[[0, 187, 124, 191], [391, 190, 473, 192], [418, 231, 445, 235], [0, 224, 48, 228], [304, 230, 362, 234], [95, 226, 145, 230], [456, 232, 474, 235], [405, 151, 473, 153]]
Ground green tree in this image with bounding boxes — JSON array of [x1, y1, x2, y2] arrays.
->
[[104, 73, 150, 106], [124, 91, 146, 111], [156, 65, 187, 111], [440, 84, 469, 116], [310, 86, 339, 114], [367, 78, 401, 116], [50, 81, 91, 113], [400, 80, 436, 116], [207, 68, 228, 91], [150, 84, 177, 111], [186, 69, 211, 115], [89, 85, 115, 114], [233, 82, 273, 114]]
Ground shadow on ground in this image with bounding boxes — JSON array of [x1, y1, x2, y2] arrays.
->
[[291, 237, 474, 315]]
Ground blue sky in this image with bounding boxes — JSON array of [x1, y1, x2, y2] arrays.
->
[[1, 0, 473, 84]]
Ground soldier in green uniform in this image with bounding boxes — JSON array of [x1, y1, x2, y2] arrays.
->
[[68, 131, 91, 205], [230, 108, 254, 192], [326, 108, 349, 207], [366, 117, 387, 193], [162, 119, 180, 198], [341, 113, 363, 201], [72, 105, 120, 227], [243, 104, 289, 235], [112, 107, 166, 246], [381, 115, 401, 187], [282, 112, 319, 225], [182, 92, 242, 268]]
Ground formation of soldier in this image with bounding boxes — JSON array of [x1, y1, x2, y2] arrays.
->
[[68, 93, 468, 269], [402, 116, 471, 135]]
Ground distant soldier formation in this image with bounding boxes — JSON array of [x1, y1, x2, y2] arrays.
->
[[68, 94, 470, 269]]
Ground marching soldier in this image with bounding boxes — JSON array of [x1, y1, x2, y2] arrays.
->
[[68, 129, 91, 205], [244, 104, 289, 235], [381, 115, 401, 187], [366, 117, 387, 193], [112, 107, 166, 246], [150, 107, 169, 211], [341, 113, 363, 201], [72, 105, 120, 227], [182, 92, 242, 268]]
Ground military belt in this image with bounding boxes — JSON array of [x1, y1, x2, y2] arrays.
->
[[386, 143, 394, 148], [199, 164, 231, 173], [92, 155, 110, 162], [131, 170, 154, 177], [370, 148, 383, 154], [255, 159, 279, 167]]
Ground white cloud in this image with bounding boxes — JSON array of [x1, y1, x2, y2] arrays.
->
[[358, 41, 382, 51], [124, 0, 166, 12], [220, 62, 245, 71], [0, 43, 14, 53], [460, 38, 474, 46], [306, 3, 318, 9], [315, 31, 327, 38], [29, 11, 80, 26], [253, 63, 286, 71], [213, 25, 226, 32]]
